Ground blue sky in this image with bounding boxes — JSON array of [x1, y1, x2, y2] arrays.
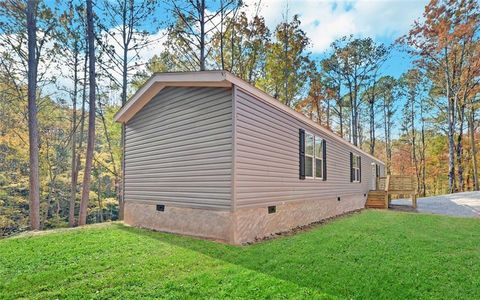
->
[[41, 0, 428, 78], [40, 0, 429, 115], [239, 0, 428, 138], [130, 0, 428, 79], [242, 0, 428, 78]]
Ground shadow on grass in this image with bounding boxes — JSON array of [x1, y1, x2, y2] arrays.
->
[[114, 223, 339, 296], [112, 211, 438, 299]]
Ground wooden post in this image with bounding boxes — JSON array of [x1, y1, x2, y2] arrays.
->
[[384, 175, 390, 209], [413, 177, 418, 209]]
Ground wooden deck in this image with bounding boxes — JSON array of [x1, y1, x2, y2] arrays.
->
[[366, 175, 417, 209]]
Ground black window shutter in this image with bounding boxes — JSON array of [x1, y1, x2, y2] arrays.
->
[[350, 152, 353, 182], [322, 140, 327, 181], [299, 129, 305, 179], [359, 156, 362, 182]]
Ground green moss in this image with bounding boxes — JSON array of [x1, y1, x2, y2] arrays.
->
[[0, 211, 479, 299]]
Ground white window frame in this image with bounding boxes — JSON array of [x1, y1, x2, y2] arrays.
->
[[314, 135, 324, 180], [352, 154, 361, 183], [304, 131, 324, 180], [305, 132, 314, 179]]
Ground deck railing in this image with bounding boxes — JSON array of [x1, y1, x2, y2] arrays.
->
[[375, 175, 417, 208], [377, 175, 416, 192], [377, 177, 387, 191]]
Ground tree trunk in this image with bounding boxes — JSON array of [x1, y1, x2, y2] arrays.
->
[[369, 99, 375, 155], [283, 21, 289, 107], [383, 96, 392, 175], [97, 165, 104, 223], [326, 99, 331, 129], [230, 10, 235, 71], [456, 104, 466, 192], [43, 147, 56, 229], [352, 77, 359, 146], [339, 103, 344, 138], [316, 98, 321, 125], [358, 113, 363, 147], [421, 119, 426, 196], [410, 92, 420, 193], [99, 104, 119, 220], [444, 53, 456, 193], [69, 44, 79, 227], [79, 0, 96, 226], [75, 48, 88, 203], [119, 132, 125, 221], [447, 97, 456, 193], [220, 0, 225, 70], [469, 107, 478, 191], [199, 0, 206, 71], [118, 42, 128, 221], [116, 0, 132, 221], [348, 84, 355, 144], [27, 0, 40, 230]]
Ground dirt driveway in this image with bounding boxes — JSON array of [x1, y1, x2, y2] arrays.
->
[[391, 191, 480, 218]]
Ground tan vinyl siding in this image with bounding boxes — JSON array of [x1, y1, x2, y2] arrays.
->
[[234, 87, 385, 208], [125, 87, 233, 210]]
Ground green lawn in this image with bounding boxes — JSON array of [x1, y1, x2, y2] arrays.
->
[[1, 211, 479, 299]]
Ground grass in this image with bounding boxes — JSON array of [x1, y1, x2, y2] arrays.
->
[[0, 210, 479, 299]]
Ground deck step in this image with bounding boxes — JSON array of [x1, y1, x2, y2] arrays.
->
[[365, 190, 387, 209]]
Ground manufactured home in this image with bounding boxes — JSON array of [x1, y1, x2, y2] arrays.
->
[[114, 71, 385, 244]]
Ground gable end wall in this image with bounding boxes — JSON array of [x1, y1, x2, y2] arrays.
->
[[124, 86, 233, 210]]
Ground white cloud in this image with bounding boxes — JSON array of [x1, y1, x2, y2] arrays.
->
[[1, 1, 427, 105], [135, 29, 169, 67], [0, 27, 167, 105], [242, 0, 427, 52]]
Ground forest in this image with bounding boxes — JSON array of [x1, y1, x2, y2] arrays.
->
[[0, 0, 478, 236]]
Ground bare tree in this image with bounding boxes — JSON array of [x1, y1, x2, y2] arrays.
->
[[419, 96, 427, 196], [378, 76, 397, 175], [98, 0, 159, 219], [1, 0, 58, 230], [399, 69, 426, 194], [78, 0, 96, 226], [215, 0, 241, 70], [166, 0, 241, 71], [330, 36, 388, 146], [363, 46, 390, 155], [57, 2, 86, 227], [26, 0, 40, 230]]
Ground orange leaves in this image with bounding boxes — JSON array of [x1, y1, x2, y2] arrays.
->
[[403, 0, 479, 58]]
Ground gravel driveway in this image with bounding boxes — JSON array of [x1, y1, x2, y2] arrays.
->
[[391, 191, 480, 218]]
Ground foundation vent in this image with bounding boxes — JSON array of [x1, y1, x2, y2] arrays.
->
[[156, 204, 165, 212], [268, 206, 276, 214]]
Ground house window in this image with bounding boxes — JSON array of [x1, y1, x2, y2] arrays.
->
[[305, 133, 314, 178], [352, 155, 361, 182], [304, 132, 325, 179], [315, 137, 323, 179]]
